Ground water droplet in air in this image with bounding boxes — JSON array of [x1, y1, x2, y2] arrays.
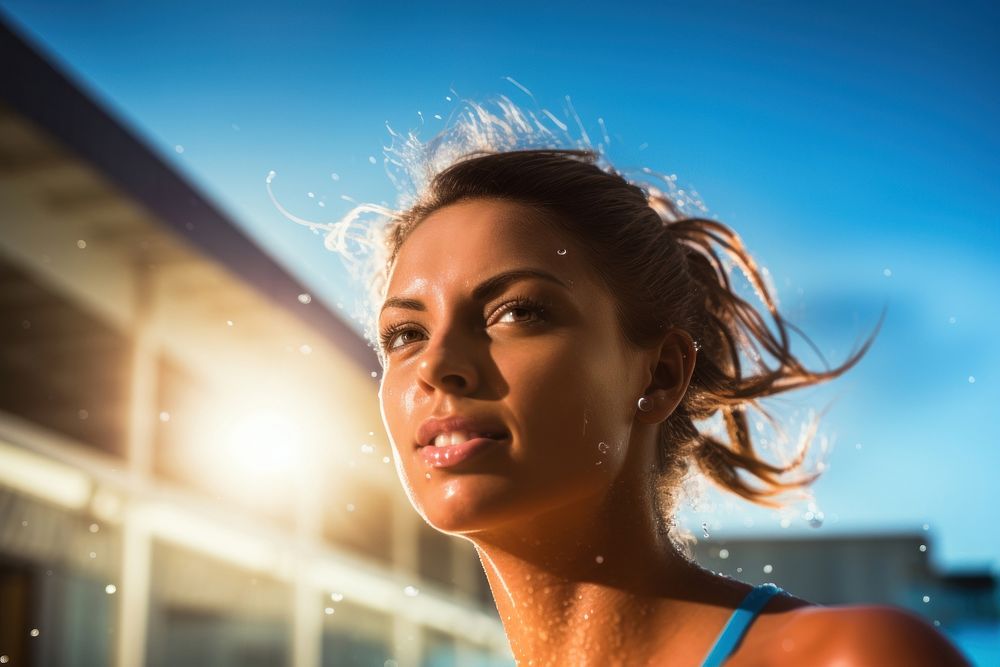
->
[[919, 544, 927, 552], [266, 170, 276, 184], [434, 114, 442, 120], [298, 293, 312, 304], [78, 409, 89, 420], [719, 548, 730, 559], [368, 156, 377, 164], [595, 555, 604, 564], [922, 523, 930, 531], [968, 376, 976, 384], [346, 503, 355, 512], [855, 442, 863, 450], [89, 551, 97, 559], [106, 584, 117, 594], [883, 268, 892, 277], [779, 517, 791, 529], [361, 444, 374, 454], [307, 192, 315, 198], [382, 456, 390, 463], [809, 512, 824, 528], [557, 248, 567, 255], [76, 239, 87, 249], [948, 316, 956, 325], [371, 371, 378, 378], [324, 607, 334, 615], [21, 520, 28, 527], [403, 585, 420, 597], [702, 523, 710, 538], [89, 523, 99, 533], [763, 564, 773, 574], [30, 628, 40, 637], [331, 592, 344, 602], [299, 344, 312, 355], [736, 567, 743, 573], [923, 595, 931, 603], [597, 441, 609, 453], [1, 655, 9, 663], [175, 145, 185, 154]]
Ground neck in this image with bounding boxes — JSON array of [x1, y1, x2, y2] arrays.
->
[[467, 478, 716, 666]]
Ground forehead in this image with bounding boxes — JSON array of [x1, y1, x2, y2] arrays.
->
[[384, 198, 585, 299]]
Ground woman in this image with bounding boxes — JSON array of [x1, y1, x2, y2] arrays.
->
[[337, 102, 970, 665]]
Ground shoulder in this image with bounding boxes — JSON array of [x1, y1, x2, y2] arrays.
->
[[759, 604, 971, 666]]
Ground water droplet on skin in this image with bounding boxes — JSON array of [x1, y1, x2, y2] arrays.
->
[[298, 293, 312, 304], [346, 503, 355, 512], [424, 473, 431, 480], [159, 411, 171, 422], [78, 409, 88, 420], [403, 585, 419, 597], [105, 584, 117, 594], [763, 564, 773, 574], [556, 248, 567, 255], [719, 549, 729, 559], [597, 441, 609, 453]]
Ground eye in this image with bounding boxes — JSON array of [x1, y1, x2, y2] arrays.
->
[[379, 323, 424, 353], [490, 296, 548, 326]]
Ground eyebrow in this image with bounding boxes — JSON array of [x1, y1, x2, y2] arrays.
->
[[379, 268, 570, 317]]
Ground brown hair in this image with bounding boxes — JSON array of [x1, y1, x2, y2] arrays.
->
[[378, 148, 881, 514]]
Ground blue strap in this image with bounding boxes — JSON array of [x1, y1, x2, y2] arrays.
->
[[701, 583, 785, 667]]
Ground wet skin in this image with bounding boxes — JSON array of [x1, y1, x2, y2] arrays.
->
[[376, 198, 969, 666]]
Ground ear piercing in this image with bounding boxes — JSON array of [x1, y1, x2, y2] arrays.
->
[[637, 396, 653, 412]]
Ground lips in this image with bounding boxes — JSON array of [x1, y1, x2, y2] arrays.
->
[[417, 415, 510, 468], [416, 414, 510, 449]]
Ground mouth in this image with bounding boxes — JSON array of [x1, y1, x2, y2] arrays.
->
[[417, 432, 511, 469]]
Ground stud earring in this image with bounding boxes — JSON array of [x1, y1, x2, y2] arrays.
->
[[637, 396, 653, 412]]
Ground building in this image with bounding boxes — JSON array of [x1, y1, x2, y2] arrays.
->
[[0, 16, 510, 667]]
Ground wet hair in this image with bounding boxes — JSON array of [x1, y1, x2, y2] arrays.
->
[[376, 147, 882, 519]]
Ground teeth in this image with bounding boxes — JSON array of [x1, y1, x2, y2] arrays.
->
[[433, 431, 473, 447]]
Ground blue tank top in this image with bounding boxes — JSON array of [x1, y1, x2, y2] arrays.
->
[[700, 582, 786, 666]]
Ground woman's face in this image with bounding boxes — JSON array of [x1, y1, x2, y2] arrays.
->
[[377, 198, 645, 535]]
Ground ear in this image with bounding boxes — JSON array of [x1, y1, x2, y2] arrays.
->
[[635, 328, 697, 425]]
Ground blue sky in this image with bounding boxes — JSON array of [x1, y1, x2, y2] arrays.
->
[[3, 1, 997, 570]]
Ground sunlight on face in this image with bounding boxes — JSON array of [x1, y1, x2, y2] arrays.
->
[[377, 199, 641, 535]]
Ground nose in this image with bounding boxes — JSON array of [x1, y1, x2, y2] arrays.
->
[[415, 328, 480, 395]]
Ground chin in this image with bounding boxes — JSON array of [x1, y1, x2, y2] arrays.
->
[[412, 476, 526, 536]]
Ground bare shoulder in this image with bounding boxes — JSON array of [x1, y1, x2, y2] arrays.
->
[[752, 604, 972, 666]]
